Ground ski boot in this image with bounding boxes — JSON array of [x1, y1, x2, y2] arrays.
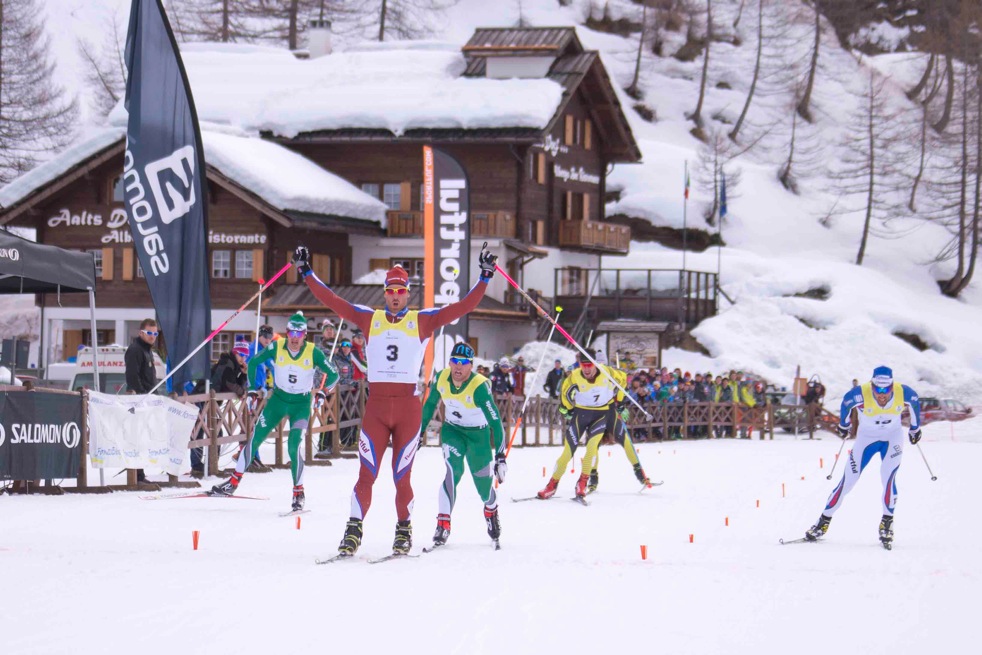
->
[[805, 514, 832, 541], [878, 515, 894, 550], [537, 477, 559, 499], [291, 485, 305, 512], [574, 473, 589, 498], [587, 470, 599, 494], [633, 463, 651, 487], [210, 472, 240, 496], [433, 514, 451, 547], [338, 519, 363, 556], [393, 520, 413, 555], [484, 505, 501, 541]]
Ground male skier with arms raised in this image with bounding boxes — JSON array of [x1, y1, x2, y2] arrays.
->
[[293, 244, 497, 557]]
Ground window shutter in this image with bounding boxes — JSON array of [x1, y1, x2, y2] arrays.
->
[[369, 258, 389, 273], [286, 252, 298, 284], [564, 115, 574, 145], [102, 247, 114, 281], [313, 254, 331, 282], [122, 248, 134, 281], [400, 181, 412, 211], [537, 153, 546, 184], [582, 193, 591, 221], [251, 249, 264, 283], [584, 120, 593, 150]]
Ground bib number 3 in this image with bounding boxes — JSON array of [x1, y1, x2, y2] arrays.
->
[[386, 345, 399, 362]]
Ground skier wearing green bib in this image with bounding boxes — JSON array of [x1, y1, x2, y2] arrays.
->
[[420, 343, 507, 549], [212, 313, 339, 512]]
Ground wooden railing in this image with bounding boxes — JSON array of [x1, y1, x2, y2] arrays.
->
[[385, 210, 516, 238], [554, 268, 719, 327], [558, 220, 630, 253], [2, 383, 837, 494]]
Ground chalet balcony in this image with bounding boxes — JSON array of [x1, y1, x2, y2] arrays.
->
[[554, 268, 718, 329], [558, 220, 630, 254], [385, 210, 516, 238]]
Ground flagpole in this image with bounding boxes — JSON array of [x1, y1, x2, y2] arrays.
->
[[717, 169, 724, 307], [682, 161, 689, 272]]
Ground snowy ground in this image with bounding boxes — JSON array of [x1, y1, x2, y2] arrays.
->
[[2, 418, 977, 655]]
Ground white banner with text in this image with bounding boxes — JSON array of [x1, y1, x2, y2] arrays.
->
[[87, 391, 197, 475]]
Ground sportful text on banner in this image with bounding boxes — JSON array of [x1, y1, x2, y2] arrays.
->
[[87, 391, 197, 476], [423, 146, 472, 374], [123, 0, 211, 393], [0, 391, 84, 480]]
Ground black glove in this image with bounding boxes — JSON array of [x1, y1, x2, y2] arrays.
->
[[836, 424, 849, 440], [478, 248, 498, 280], [908, 427, 922, 445], [293, 245, 312, 277], [494, 453, 507, 484]]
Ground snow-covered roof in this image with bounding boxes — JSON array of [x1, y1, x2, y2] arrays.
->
[[0, 127, 124, 211], [0, 127, 385, 225], [202, 131, 385, 223], [107, 42, 565, 138]]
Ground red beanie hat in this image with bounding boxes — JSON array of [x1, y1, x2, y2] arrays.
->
[[385, 265, 410, 288]]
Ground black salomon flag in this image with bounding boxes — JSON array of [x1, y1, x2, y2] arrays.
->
[[123, 0, 210, 391], [423, 146, 471, 374]]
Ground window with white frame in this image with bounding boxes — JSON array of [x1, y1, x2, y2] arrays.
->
[[86, 249, 103, 277], [361, 183, 380, 200], [235, 250, 253, 279], [212, 333, 231, 361], [136, 258, 145, 278], [212, 250, 231, 278], [382, 183, 402, 210]]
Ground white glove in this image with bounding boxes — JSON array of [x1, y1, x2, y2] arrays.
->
[[494, 453, 507, 484], [314, 390, 328, 409]]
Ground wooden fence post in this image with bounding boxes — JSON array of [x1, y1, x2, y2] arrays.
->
[[207, 390, 219, 476]]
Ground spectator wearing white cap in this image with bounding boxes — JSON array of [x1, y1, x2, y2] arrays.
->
[[489, 357, 515, 395]]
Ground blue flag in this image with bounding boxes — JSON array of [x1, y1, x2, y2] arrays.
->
[[123, 0, 211, 391], [719, 170, 728, 220]]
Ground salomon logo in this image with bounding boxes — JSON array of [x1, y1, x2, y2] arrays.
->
[[146, 145, 197, 225], [0, 248, 21, 261]]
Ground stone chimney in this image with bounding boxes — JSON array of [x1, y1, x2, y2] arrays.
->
[[308, 19, 333, 58]]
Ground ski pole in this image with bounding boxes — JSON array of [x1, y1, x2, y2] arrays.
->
[[140, 261, 293, 402], [826, 436, 848, 480], [915, 442, 938, 481], [494, 264, 652, 419], [504, 307, 563, 458]]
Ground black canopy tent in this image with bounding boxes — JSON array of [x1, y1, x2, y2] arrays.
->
[[0, 230, 102, 390]]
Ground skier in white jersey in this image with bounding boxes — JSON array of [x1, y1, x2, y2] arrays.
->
[[803, 366, 922, 549]]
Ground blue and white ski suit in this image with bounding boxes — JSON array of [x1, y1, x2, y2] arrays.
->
[[823, 382, 921, 517]]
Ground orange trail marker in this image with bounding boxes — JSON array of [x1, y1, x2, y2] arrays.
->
[[782, 483, 786, 497], [192, 530, 200, 550], [801, 475, 805, 481], [542, 466, 546, 477], [689, 534, 694, 543], [640, 545, 648, 560], [820, 457, 824, 468], [725, 517, 729, 526], [756, 499, 760, 508], [296, 516, 302, 530]]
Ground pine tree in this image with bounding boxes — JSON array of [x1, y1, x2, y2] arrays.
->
[[76, 8, 127, 118], [0, 0, 79, 184]]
